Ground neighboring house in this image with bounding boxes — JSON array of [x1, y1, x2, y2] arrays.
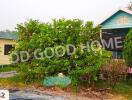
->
[[0, 32, 17, 65], [100, 8, 132, 59]]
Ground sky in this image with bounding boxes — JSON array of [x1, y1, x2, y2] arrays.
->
[[0, 0, 131, 30]]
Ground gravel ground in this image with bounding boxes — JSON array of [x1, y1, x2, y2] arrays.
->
[[10, 90, 68, 100], [0, 71, 93, 100], [0, 71, 127, 100], [9, 89, 93, 100], [0, 71, 18, 78]]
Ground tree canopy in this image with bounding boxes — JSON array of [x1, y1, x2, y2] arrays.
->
[[13, 19, 108, 85], [124, 29, 132, 67]]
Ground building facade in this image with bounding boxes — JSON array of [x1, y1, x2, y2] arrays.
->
[[0, 32, 17, 64], [100, 9, 132, 59]]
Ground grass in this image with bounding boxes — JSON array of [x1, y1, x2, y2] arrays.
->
[[0, 75, 26, 88], [0, 75, 41, 89], [0, 65, 131, 99], [0, 75, 131, 100], [0, 65, 17, 72], [0, 65, 28, 88], [95, 80, 132, 100], [112, 82, 132, 99], [0, 65, 42, 88]]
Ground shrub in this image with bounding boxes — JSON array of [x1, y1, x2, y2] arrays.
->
[[124, 29, 132, 67], [13, 19, 108, 86], [100, 60, 128, 87]]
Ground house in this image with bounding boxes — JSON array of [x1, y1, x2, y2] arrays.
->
[[100, 8, 132, 59], [0, 32, 17, 65]]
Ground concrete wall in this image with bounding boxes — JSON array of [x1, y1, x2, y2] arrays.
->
[[0, 39, 16, 65]]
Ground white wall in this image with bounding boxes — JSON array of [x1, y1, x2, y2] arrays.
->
[[0, 39, 16, 65]]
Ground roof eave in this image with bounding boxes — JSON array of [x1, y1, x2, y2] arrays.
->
[[0, 38, 16, 40], [100, 9, 132, 25]]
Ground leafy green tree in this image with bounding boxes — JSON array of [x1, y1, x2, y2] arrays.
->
[[14, 19, 107, 85], [124, 29, 132, 67]]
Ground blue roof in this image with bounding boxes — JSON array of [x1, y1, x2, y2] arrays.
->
[[100, 9, 132, 29], [0, 32, 17, 40]]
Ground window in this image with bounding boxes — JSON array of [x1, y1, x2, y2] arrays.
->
[[4, 45, 14, 55], [117, 16, 129, 25]]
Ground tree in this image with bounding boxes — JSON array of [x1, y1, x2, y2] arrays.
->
[[13, 19, 107, 86], [127, 2, 132, 11], [124, 29, 132, 67]]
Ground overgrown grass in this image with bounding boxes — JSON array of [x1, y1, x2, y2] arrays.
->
[[0, 65, 17, 72], [0, 64, 43, 88], [95, 80, 132, 99], [0, 65, 131, 99], [0, 75, 42, 89], [0, 75, 26, 88], [112, 82, 132, 99]]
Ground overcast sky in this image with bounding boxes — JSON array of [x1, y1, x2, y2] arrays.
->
[[0, 0, 131, 30]]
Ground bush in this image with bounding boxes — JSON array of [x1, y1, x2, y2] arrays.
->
[[13, 19, 108, 86], [100, 60, 128, 87], [124, 29, 132, 67]]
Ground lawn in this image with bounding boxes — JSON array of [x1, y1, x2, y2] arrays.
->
[[95, 80, 132, 99], [112, 82, 132, 99], [0, 65, 17, 72], [0, 75, 26, 88]]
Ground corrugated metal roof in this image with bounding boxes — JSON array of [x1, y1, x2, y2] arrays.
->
[[0, 32, 17, 40]]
